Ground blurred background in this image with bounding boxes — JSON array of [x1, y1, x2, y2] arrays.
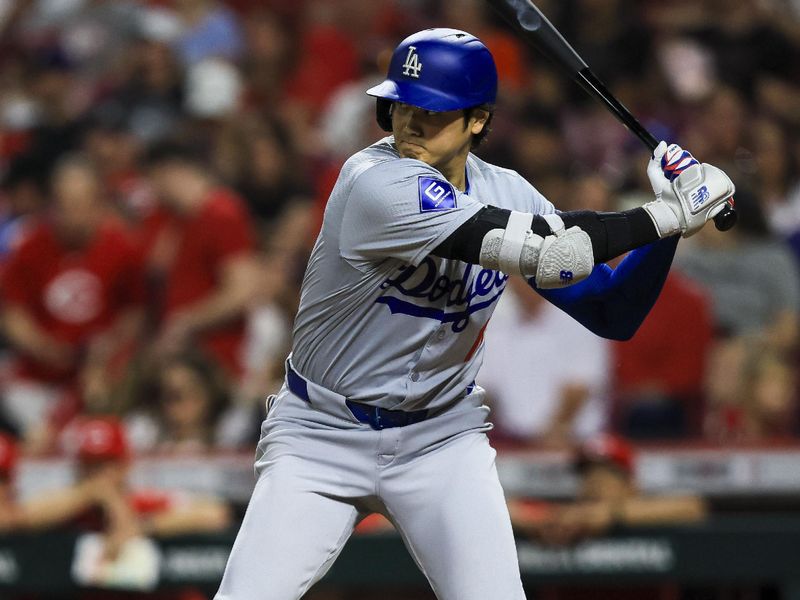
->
[[0, 0, 799, 598]]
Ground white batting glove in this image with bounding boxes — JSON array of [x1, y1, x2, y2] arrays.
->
[[643, 141, 735, 238]]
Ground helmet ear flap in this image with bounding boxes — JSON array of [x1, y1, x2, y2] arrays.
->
[[376, 98, 393, 132]]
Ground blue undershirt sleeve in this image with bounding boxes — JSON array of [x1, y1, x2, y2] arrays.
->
[[530, 236, 680, 341]]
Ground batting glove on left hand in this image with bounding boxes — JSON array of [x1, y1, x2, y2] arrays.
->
[[643, 141, 735, 238]]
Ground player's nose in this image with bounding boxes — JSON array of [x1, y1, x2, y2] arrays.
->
[[403, 109, 425, 135]]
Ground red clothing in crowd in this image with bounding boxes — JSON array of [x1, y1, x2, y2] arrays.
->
[[143, 188, 255, 376], [285, 24, 359, 114], [612, 272, 713, 408], [0, 217, 143, 384], [74, 488, 185, 532]]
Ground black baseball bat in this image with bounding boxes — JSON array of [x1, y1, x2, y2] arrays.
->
[[486, 0, 737, 231]]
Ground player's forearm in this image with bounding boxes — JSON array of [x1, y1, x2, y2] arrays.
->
[[433, 205, 664, 290], [435, 206, 661, 266]]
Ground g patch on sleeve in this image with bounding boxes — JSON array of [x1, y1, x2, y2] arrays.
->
[[418, 177, 457, 212]]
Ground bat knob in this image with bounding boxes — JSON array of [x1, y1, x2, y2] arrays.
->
[[712, 201, 737, 232]]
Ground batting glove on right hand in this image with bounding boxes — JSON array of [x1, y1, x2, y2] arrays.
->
[[643, 141, 735, 238]]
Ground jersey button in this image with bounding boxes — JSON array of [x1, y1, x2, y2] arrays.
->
[[410, 372, 420, 382], [436, 329, 446, 340]]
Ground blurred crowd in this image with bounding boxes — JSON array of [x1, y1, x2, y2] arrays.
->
[[0, 0, 799, 587]]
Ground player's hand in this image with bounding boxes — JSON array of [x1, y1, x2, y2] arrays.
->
[[644, 141, 735, 238]]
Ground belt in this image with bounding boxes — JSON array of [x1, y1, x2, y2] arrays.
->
[[285, 361, 429, 430], [344, 399, 429, 430]]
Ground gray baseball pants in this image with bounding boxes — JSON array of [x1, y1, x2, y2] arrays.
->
[[214, 382, 525, 600]]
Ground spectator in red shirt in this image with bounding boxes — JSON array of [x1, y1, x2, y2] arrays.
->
[[0, 155, 145, 445], [612, 272, 714, 438], [13, 416, 229, 534], [284, 15, 359, 117], [12, 416, 230, 600], [141, 141, 258, 379]]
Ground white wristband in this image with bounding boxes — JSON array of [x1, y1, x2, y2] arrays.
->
[[643, 200, 680, 238]]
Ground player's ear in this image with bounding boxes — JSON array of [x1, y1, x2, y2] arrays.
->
[[470, 109, 490, 135]]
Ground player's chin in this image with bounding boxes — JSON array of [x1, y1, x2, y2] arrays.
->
[[397, 142, 427, 161]]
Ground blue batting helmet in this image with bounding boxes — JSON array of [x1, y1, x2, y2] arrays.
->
[[366, 28, 498, 132]]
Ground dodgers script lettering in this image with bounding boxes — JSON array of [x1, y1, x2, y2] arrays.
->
[[377, 258, 508, 332]]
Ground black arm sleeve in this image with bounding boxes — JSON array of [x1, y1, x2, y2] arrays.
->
[[431, 205, 661, 264]]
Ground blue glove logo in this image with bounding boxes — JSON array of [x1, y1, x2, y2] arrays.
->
[[690, 185, 710, 211]]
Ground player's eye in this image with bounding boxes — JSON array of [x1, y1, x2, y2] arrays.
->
[[394, 103, 437, 117]]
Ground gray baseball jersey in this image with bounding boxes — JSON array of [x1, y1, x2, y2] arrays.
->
[[291, 136, 554, 411], [216, 136, 552, 600]]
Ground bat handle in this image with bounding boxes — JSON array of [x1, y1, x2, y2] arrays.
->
[[576, 70, 736, 232]]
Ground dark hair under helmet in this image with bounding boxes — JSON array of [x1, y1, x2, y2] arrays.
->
[[366, 28, 498, 131]]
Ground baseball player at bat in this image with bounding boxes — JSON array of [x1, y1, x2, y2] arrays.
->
[[215, 29, 734, 600]]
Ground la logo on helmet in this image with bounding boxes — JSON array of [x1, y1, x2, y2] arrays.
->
[[402, 46, 422, 78]]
